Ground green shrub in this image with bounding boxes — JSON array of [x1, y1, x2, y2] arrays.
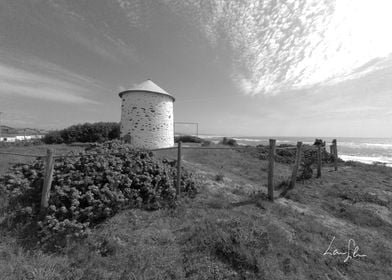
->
[[42, 131, 64, 144], [313, 139, 325, 146], [1, 141, 196, 250], [220, 137, 238, 146], [214, 166, 224, 182], [214, 173, 224, 182], [174, 135, 211, 145], [43, 122, 120, 144]]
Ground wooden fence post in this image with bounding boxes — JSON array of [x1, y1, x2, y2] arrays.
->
[[268, 139, 276, 202], [317, 144, 322, 178], [333, 139, 338, 171], [41, 149, 54, 211], [329, 145, 333, 155], [176, 141, 182, 197], [290, 142, 302, 189]]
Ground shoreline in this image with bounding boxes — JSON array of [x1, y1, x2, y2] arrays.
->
[[197, 135, 392, 168], [339, 154, 392, 167]]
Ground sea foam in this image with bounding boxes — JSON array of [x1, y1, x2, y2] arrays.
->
[[339, 155, 392, 167]]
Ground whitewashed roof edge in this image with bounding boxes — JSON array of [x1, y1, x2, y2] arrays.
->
[[119, 79, 174, 101]]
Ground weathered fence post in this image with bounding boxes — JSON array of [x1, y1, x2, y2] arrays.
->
[[41, 149, 54, 211], [290, 142, 302, 189], [268, 139, 276, 202], [329, 145, 333, 155], [333, 139, 338, 171], [317, 144, 322, 178], [176, 141, 182, 197]]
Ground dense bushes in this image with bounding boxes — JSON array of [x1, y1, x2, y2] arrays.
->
[[238, 143, 340, 181], [1, 141, 196, 250], [42, 122, 120, 144], [313, 139, 326, 147], [42, 131, 64, 144], [249, 144, 336, 165], [220, 137, 238, 146], [175, 135, 211, 145]]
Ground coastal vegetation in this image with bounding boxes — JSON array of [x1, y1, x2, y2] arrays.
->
[[174, 135, 210, 145], [42, 122, 120, 144], [0, 139, 391, 279], [220, 137, 238, 146], [1, 141, 195, 251]]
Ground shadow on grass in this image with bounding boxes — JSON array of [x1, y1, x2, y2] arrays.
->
[[229, 193, 269, 210], [180, 217, 270, 278]]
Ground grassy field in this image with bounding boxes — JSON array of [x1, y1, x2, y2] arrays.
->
[[1, 143, 392, 279]]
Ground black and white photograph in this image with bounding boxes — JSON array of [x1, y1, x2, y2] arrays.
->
[[0, 0, 391, 279]]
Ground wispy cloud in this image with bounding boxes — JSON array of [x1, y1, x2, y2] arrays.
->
[[0, 52, 102, 105], [47, 1, 139, 64], [2, 0, 139, 64], [158, 0, 392, 96], [158, 0, 336, 95], [116, 0, 146, 29], [315, 54, 392, 87]]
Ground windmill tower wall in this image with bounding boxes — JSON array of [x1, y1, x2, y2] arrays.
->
[[119, 80, 174, 149]]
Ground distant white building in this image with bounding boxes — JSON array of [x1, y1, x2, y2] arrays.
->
[[0, 135, 43, 142], [119, 80, 175, 149], [1, 137, 16, 142]]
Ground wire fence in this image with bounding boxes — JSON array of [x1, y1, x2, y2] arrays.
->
[[0, 151, 44, 157], [0, 142, 299, 158], [0, 139, 339, 209]]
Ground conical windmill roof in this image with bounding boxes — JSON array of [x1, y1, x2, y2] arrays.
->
[[119, 80, 175, 101]]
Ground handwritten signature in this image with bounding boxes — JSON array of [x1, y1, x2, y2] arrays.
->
[[323, 236, 367, 262]]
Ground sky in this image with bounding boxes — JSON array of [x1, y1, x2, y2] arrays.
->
[[1, 0, 392, 137]]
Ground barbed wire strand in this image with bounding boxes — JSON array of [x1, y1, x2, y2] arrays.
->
[[0, 145, 300, 158]]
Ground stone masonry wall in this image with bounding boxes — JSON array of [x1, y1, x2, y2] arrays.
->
[[120, 91, 174, 149]]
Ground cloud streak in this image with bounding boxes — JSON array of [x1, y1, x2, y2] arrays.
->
[[156, 0, 392, 96], [55, 1, 139, 64], [1, 1, 139, 65], [0, 53, 102, 105], [157, 0, 335, 95], [4, 0, 391, 98]]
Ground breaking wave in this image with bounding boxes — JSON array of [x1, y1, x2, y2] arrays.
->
[[339, 155, 392, 167]]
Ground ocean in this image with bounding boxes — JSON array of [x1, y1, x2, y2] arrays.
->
[[199, 135, 392, 167]]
